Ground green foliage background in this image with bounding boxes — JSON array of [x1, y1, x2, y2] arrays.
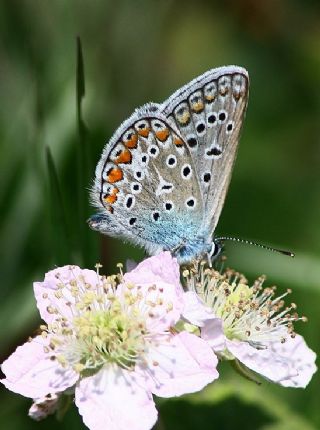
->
[[0, 1, 319, 429]]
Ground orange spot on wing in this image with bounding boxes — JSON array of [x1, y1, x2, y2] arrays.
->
[[104, 187, 119, 205], [107, 167, 123, 183], [124, 133, 138, 149], [177, 111, 190, 125], [138, 128, 150, 138], [115, 149, 132, 164], [155, 129, 169, 142], [191, 102, 204, 112], [174, 137, 184, 147], [105, 194, 117, 204]]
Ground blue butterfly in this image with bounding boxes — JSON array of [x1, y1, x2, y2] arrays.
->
[[89, 66, 249, 264]]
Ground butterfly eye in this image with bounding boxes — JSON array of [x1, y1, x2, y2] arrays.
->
[[209, 242, 222, 259]]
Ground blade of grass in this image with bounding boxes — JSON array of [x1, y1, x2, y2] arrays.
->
[[76, 36, 95, 266], [46, 145, 71, 264]]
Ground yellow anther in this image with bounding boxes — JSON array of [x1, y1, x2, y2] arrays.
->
[[73, 363, 85, 373]]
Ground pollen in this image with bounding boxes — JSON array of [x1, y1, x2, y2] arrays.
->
[[183, 262, 306, 348], [39, 269, 159, 376]]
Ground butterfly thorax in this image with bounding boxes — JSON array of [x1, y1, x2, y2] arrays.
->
[[171, 236, 213, 264]]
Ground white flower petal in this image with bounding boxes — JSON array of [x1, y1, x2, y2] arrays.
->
[[201, 318, 226, 352], [182, 291, 215, 326], [227, 334, 317, 388], [29, 393, 59, 421], [120, 253, 184, 331], [124, 252, 180, 287], [75, 366, 157, 430], [1, 336, 78, 398], [33, 266, 99, 324], [135, 331, 218, 397]]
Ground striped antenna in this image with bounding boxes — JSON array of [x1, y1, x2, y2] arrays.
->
[[215, 236, 295, 258]]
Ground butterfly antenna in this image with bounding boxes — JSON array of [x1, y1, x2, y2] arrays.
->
[[215, 236, 295, 258]]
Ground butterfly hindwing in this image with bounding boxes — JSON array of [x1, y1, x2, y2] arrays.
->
[[91, 106, 204, 256]]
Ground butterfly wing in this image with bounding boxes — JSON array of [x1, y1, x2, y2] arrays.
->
[[90, 104, 205, 259], [161, 66, 249, 233]]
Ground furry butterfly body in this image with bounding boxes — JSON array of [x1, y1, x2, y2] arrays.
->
[[89, 66, 249, 264]]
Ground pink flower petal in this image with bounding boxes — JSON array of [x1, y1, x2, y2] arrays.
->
[[227, 334, 317, 388], [120, 253, 184, 331], [135, 331, 219, 397], [125, 252, 180, 287], [182, 291, 215, 326], [29, 393, 59, 421], [34, 265, 99, 324], [75, 366, 157, 430], [1, 336, 78, 398], [201, 318, 226, 352]]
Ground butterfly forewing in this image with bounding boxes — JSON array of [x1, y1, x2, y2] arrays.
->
[[91, 107, 203, 255], [161, 66, 249, 233]]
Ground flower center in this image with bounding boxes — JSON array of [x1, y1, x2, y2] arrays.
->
[[70, 300, 147, 372], [183, 263, 305, 348], [41, 268, 151, 375]]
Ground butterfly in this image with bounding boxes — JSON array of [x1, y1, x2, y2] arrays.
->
[[89, 65, 249, 264]]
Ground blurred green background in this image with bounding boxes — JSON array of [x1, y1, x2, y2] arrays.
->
[[0, 0, 319, 429]]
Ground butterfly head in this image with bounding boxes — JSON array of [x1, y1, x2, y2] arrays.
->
[[209, 239, 224, 259]]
